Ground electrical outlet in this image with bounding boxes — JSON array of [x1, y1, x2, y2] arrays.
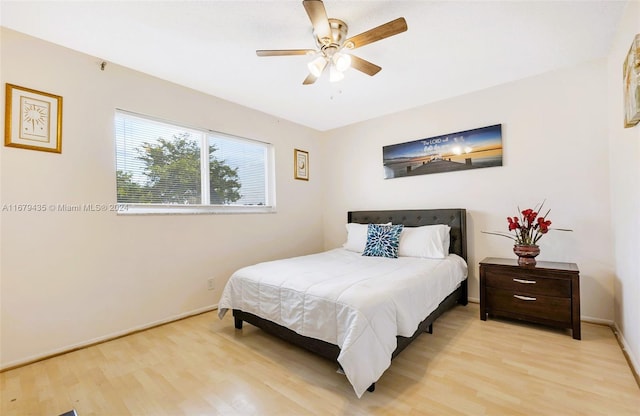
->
[[207, 278, 215, 291]]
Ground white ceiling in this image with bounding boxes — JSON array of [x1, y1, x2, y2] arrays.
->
[[0, 1, 628, 131]]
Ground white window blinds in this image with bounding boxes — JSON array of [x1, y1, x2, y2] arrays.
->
[[115, 110, 274, 214]]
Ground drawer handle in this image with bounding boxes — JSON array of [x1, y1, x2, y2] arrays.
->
[[513, 278, 536, 284], [514, 294, 537, 301]]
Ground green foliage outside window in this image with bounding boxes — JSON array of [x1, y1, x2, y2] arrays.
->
[[117, 133, 241, 205]]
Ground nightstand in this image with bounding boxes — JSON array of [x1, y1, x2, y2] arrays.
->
[[479, 257, 581, 340]]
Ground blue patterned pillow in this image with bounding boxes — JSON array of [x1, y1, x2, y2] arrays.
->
[[362, 224, 404, 258]]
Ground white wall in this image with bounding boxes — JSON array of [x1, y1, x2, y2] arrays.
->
[[0, 29, 324, 368], [321, 59, 614, 323], [607, 0, 640, 373]]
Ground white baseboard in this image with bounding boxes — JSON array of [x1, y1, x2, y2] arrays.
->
[[613, 322, 640, 384], [0, 304, 218, 371], [581, 315, 614, 326]]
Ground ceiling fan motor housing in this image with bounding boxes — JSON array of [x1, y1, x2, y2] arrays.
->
[[316, 18, 350, 54]]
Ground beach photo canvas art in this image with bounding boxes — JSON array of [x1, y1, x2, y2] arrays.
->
[[383, 124, 503, 179]]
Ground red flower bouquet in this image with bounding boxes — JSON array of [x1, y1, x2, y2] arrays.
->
[[484, 201, 571, 245]]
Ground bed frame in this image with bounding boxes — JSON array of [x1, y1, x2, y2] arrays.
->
[[233, 208, 467, 392]]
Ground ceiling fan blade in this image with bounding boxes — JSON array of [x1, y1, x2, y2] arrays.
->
[[257, 49, 316, 57], [303, 0, 332, 44], [303, 72, 318, 85], [350, 55, 382, 76], [345, 17, 408, 50]]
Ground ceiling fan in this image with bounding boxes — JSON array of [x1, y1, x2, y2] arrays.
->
[[256, 0, 408, 85]]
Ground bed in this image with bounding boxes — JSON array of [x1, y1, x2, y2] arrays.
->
[[218, 209, 468, 397]]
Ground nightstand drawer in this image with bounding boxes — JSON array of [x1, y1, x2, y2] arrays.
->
[[485, 269, 571, 297], [486, 287, 571, 323]]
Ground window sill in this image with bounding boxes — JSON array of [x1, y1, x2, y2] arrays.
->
[[116, 204, 276, 215]]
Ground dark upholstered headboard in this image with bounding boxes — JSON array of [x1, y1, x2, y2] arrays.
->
[[347, 209, 467, 261]]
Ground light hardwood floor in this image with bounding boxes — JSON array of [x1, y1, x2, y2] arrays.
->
[[1, 303, 638, 415]]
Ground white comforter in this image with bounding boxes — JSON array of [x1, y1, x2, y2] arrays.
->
[[217, 248, 468, 397]]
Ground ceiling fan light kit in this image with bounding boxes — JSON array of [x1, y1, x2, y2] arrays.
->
[[307, 55, 328, 77], [333, 52, 351, 72], [256, 0, 407, 85]]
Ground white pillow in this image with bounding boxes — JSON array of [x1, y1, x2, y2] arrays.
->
[[343, 222, 391, 253], [442, 225, 451, 255], [398, 224, 451, 259]]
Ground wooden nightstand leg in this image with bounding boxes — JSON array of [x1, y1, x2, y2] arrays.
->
[[572, 276, 581, 340], [572, 310, 581, 340], [479, 269, 487, 321]]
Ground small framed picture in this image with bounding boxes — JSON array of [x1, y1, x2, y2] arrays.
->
[[294, 148, 309, 181], [5, 83, 63, 153]]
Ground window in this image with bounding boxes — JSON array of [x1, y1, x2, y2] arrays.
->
[[115, 110, 275, 214]]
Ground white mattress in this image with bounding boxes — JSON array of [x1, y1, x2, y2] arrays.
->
[[218, 248, 468, 397]]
